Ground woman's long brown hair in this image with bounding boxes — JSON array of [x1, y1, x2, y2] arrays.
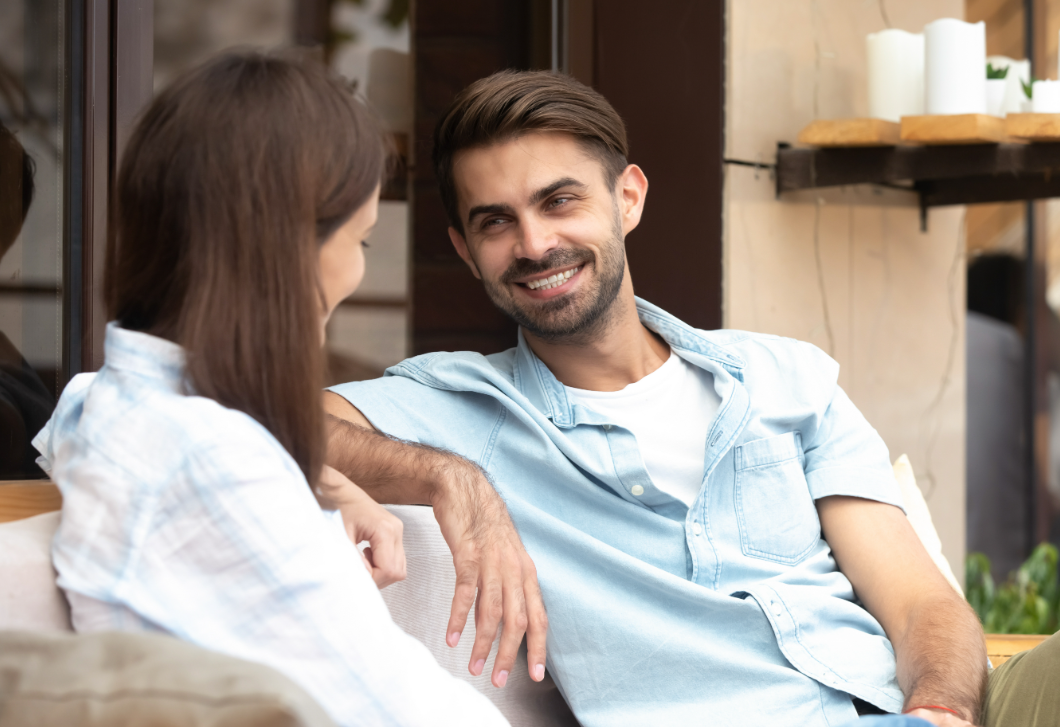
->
[[105, 50, 384, 485]]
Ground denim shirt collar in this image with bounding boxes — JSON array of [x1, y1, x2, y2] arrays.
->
[[514, 297, 747, 429]]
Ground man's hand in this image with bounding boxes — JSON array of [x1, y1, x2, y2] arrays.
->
[[428, 461, 548, 688], [323, 392, 548, 688], [316, 464, 407, 589], [905, 707, 978, 727]]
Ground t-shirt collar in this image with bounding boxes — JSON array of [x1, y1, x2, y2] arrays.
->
[[514, 297, 745, 426]]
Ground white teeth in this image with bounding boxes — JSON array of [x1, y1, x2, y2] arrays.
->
[[526, 267, 580, 290]]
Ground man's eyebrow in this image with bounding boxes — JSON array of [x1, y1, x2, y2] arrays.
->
[[467, 203, 515, 226], [529, 177, 587, 205], [465, 178, 587, 227]]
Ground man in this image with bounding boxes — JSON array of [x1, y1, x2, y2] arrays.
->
[[324, 71, 1056, 726]]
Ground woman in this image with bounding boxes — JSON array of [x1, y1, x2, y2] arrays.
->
[[33, 51, 507, 726]]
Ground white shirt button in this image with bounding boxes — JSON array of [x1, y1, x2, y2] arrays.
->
[[603, 424, 612, 431], [631, 485, 645, 496], [692, 523, 703, 535], [770, 601, 783, 616]]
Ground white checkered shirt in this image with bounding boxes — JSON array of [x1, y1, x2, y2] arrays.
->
[[33, 323, 507, 726]]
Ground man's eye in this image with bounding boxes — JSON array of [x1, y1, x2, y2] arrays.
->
[[549, 197, 571, 208]]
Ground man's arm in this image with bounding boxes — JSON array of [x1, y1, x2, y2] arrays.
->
[[323, 391, 548, 689], [818, 496, 987, 726]]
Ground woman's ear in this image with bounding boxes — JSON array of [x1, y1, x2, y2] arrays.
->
[[448, 227, 482, 279], [617, 164, 649, 237]]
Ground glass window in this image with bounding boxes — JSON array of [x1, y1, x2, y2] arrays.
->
[[0, 0, 65, 479], [153, 0, 411, 386], [327, 0, 411, 383]]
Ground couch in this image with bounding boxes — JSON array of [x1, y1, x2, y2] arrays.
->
[[0, 457, 1043, 725]]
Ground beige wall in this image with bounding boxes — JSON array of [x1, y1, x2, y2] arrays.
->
[[725, 0, 968, 579]]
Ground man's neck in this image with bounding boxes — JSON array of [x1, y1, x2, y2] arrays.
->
[[522, 282, 670, 392]]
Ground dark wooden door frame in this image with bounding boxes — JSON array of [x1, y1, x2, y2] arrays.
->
[[592, 0, 724, 331], [410, 0, 726, 356], [64, 0, 153, 378]]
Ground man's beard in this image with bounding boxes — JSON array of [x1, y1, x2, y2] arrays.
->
[[479, 214, 626, 344]]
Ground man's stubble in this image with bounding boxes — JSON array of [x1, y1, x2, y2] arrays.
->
[[479, 206, 627, 346]]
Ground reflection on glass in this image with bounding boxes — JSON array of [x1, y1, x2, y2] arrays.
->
[[0, 0, 64, 479], [327, 0, 410, 383], [151, 0, 411, 385]]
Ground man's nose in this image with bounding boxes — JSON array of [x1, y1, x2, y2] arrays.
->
[[515, 216, 558, 261]]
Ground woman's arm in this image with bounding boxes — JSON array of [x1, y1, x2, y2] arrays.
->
[[315, 464, 406, 589], [55, 431, 509, 727]]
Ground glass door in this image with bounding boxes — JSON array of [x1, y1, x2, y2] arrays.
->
[[0, 0, 67, 479]]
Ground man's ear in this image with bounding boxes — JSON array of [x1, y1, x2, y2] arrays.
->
[[617, 164, 649, 237], [448, 226, 482, 279]]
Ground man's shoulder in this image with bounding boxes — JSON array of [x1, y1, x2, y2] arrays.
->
[[636, 298, 836, 379], [707, 329, 833, 362], [368, 347, 517, 392], [678, 326, 839, 385]]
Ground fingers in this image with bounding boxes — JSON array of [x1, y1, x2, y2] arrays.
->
[[468, 569, 504, 679], [490, 574, 529, 688], [447, 562, 478, 650], [522, 561, 548, 682], [366, 517, 406, 589]]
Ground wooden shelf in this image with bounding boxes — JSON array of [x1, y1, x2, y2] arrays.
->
[[797, 119, 900, 147], [775, 141, 1060, 227], [900, 114, 1007, 145], [0, 482, 62, 524]]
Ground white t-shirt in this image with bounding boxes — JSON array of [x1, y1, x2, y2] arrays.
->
[[564, 350, 721, 506]]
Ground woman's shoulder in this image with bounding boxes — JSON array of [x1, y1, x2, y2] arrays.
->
[[44, 366, 301, 496]]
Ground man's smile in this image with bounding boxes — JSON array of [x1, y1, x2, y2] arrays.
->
[[515, 265, 584, 298]]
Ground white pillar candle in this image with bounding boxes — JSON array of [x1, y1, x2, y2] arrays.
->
[[867, 29, 925, 122], [1032, 80, 1060, 113], [924, 18, 987, 115]]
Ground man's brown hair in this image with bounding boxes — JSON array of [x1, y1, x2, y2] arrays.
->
[[433, 70, 629, 233], [105, 50, 385, 485]]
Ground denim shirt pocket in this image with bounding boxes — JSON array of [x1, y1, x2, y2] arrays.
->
[[734, 432, 820, 565]]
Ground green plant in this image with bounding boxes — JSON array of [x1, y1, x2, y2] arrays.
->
[[1022, 76, 1038, 100], [965, 544, 1060, 635], [987, 63, 1010, 80]]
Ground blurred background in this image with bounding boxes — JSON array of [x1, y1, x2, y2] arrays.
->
[[1, 0, 1059, 619]]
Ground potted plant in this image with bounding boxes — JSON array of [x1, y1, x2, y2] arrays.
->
[[987, 63, 1008, 116]]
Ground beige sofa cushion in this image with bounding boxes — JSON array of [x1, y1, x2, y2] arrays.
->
[[0, 629, 335, 727], [381, 505, 578, 727], [0, 512, 70, 631], [892, 454, 963, 595]]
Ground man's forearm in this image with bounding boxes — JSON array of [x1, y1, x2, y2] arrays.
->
[[894, 592, 988, 723], [324, 413, 487, 508], [324, 412, 549, 687]]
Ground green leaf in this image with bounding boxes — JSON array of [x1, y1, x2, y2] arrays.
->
[[380, 0, 409, 29], [987, 63, 1010, 80], [966, 545, 1060, 634], [966, 552, 995, 622], [1022, 77, 1037, 100]]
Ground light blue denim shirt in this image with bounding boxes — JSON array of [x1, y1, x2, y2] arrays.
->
[[330, 298, 907, 727]]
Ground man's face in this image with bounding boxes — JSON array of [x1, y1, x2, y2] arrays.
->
[[448, 132, 644, 342]]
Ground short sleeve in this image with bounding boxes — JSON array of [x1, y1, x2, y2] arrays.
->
[[327, 375, 504, 465], [802, 384, 904, 511]]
